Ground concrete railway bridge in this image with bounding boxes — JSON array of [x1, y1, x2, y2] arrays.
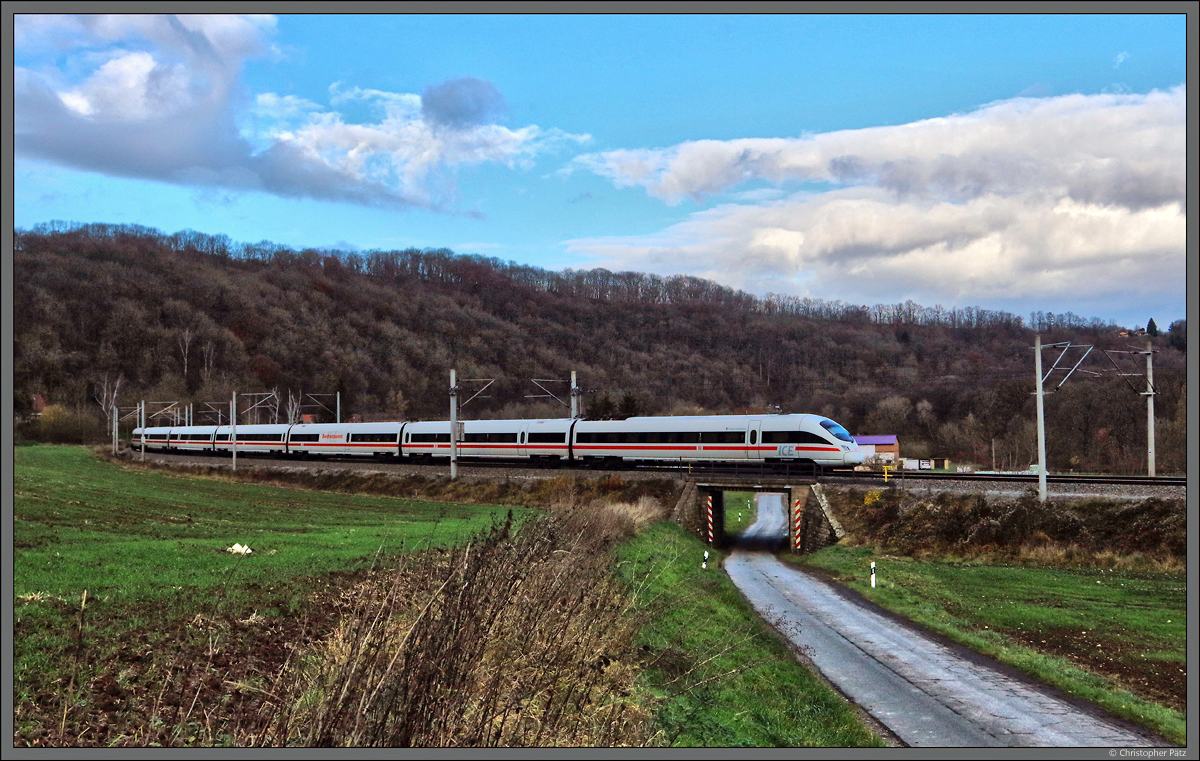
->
[[670, 477, 845, 552]]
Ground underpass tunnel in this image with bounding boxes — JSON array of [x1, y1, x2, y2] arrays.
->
[[699, 486, 806, 552], [731, 492, 791, 552]]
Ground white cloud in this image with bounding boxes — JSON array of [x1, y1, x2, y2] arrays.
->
[[14, 13, 585, 210], [570, 88, 1185, 321], [577, 87, 1184, 209]]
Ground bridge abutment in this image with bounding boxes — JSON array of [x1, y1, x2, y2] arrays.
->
[[677, 478, 843, 552]]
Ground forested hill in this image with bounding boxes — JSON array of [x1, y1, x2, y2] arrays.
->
[[12, 222, 1188, 473]]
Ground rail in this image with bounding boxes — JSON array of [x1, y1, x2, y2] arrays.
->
[[124, 448, 1185, 487]]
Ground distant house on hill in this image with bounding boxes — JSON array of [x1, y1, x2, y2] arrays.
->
[[852, 434, 899, 465], [26, 393, 47, 422]]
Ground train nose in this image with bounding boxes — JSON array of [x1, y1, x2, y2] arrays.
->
[[844, 448, 865, 465]]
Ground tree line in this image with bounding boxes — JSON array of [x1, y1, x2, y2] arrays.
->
[[12, 222, 1188, 474]]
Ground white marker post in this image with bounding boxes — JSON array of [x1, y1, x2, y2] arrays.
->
[[702, 550, 709, 570], [871, 561, 876, 588], [231, 392, 237, 472]]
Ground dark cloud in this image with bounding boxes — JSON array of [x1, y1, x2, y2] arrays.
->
[[249, 142, 410, 207], [828, 155, 867, 183], [16, 67, 247, 181], [14, 19, 558, 211], [15, 70, 415, 209], [421, 77, 506, 128]]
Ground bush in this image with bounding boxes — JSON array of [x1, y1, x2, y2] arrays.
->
[[828, 487, 1185, 567], [33, 405, 107, 445]]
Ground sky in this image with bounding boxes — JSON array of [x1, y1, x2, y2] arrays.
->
[[12, 11, 1191, 330]]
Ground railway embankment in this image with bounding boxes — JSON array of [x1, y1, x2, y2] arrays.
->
[[819, 486, 1185, 570], [106, 448, 688, 513]]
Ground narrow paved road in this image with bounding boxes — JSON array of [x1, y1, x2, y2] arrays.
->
[[723, 493, 1167, 748]]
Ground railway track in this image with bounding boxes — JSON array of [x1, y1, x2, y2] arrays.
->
[[127, 447, 1185, 488], [820, 470, 1188, 487], [635, 464, 1186, 488]]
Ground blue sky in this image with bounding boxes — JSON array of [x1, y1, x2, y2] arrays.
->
[[13, 12, 1189, 328]]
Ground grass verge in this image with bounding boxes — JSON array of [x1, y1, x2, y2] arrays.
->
[[787, 544, 1186, 745], [721, 491, 758, 537], [614, 522, 885, 747]]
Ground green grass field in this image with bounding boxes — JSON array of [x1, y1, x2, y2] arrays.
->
[[14, 446, 885, 748], [789, 544, 1186, 745], [14, 445, 523, 604], [13, 446, 527, 727]]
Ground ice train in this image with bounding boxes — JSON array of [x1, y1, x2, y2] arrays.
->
[[131, 413, 865, 470]]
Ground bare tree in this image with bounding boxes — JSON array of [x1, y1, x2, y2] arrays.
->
[[178, 327, 194, 379], [201, 341, 218, 386], [287, 390, 302, 424], [94, 373, 124, 430]]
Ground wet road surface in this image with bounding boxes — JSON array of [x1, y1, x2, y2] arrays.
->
[[722, 493, 1168, 748]]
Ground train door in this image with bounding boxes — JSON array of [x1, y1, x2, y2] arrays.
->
[[747, 419, 763, 460], [517, 423, 528, 459]]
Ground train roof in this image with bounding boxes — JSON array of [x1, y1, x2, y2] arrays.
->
[[620, 413, 819, 422]]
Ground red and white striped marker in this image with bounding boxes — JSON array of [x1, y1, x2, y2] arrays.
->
[[793, 498, 803, 549], [706, 495, 714, 544]]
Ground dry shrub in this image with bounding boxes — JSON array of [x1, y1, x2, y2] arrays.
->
[[828, 488, 1185, 570], [594, 497, 667, 532], [254, 506, 652, 747]]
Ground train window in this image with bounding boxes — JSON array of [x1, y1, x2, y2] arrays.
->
[[350, 433, 398, 443], [750, 430, 758, 445], [819, 420, 854, 442], [290, 434, 320, 442], [462, 432, 518, 443], [410, 433, 451, 443], [519, 432, 525, 445], [700, 431, 743, 444], [238, 433, 283, 442], [762, 431, 828, 445]]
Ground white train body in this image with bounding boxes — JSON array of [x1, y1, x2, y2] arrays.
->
[[173, 425, 220, 453], [573, 414, 861, 467], [131, 413, 863, 469], [287, 422, 401, 457], [214, 424, 290, 455]]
